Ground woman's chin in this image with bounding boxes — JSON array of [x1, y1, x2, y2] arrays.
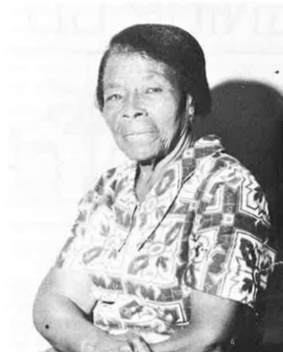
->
[[122, 147, 159, 163], [117, 139, 161, 162]]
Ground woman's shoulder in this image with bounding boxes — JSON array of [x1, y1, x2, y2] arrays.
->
[[81, 160, 136, 201], [194, 135, 260, 185]]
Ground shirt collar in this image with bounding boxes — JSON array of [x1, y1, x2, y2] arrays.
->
[[114, 135, 224, 207], [112, 135, 224, 248], [179, 134, 224, 186]]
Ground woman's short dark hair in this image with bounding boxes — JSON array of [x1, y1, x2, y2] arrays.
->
[[96, 24, 211, 116]]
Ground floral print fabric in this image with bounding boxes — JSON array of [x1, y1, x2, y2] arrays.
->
[[56, 135, 276, 343]]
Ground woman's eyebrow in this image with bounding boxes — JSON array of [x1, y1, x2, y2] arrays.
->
[[104, 83, 123, 90], [144, 71, 167, 80], [103, 71, 168, 90]]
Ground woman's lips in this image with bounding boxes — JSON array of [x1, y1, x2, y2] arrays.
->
[[124, 131, 156, 137]]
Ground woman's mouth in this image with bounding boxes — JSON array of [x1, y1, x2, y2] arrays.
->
[[125, 131, 155, 136], [124, 132, 158, 144]]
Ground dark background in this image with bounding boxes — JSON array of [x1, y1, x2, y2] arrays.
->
[[194, 80, 283, 350]]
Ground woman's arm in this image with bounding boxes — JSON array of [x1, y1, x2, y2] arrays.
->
[[135, 289, 238, 352], [33, 267, 132, 352]]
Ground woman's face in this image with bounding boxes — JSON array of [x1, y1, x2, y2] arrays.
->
[[102, 52, 188, 163]]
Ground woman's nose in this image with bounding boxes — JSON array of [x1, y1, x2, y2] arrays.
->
[[122, 91, 147, 119]]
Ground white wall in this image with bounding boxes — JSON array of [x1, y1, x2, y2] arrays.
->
[[4, 0, 283, 351]]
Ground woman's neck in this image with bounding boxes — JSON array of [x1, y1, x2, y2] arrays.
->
[[135, 132, 193, 201]]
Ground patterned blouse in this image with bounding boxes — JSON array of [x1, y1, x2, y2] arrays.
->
[[56, 135, 276, 344]]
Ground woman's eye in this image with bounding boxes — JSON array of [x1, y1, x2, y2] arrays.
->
[[146, 87, 163, 94], [105, 94, 123, 103]]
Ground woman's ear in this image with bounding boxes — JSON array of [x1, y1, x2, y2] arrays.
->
[[185, 95, 195, 122], [94, 95, 103, 113]]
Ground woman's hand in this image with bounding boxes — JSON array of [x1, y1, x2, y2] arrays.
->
[[81, 332, 153, 352], [81, 333, 133, 352], [129, 334, 153, 352]]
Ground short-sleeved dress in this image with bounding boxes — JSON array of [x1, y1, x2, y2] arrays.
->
[[56, 135, 276, 344]]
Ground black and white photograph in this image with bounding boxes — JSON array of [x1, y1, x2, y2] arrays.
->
[[5, 0, 283, 351]]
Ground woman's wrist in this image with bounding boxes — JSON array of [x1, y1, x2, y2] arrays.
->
[[80, 328, 133, 352], [79, 328, 105, 352]]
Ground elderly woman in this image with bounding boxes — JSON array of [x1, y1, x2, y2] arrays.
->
[[33, 24, 276, 352]]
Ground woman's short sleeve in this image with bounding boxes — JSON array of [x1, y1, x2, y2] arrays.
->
[[185, 160, 277, 308], [55, 168, 116, 270]]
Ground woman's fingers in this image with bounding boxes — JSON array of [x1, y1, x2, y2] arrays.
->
[[82, 338, 133, 352], [131, 336, 152, 352], [119, 346, 133, 352]]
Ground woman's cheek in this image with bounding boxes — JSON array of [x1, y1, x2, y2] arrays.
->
[[103, 109, 120, 132]]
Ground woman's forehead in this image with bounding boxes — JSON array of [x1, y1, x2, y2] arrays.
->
[[103, 52, 177, 87]]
